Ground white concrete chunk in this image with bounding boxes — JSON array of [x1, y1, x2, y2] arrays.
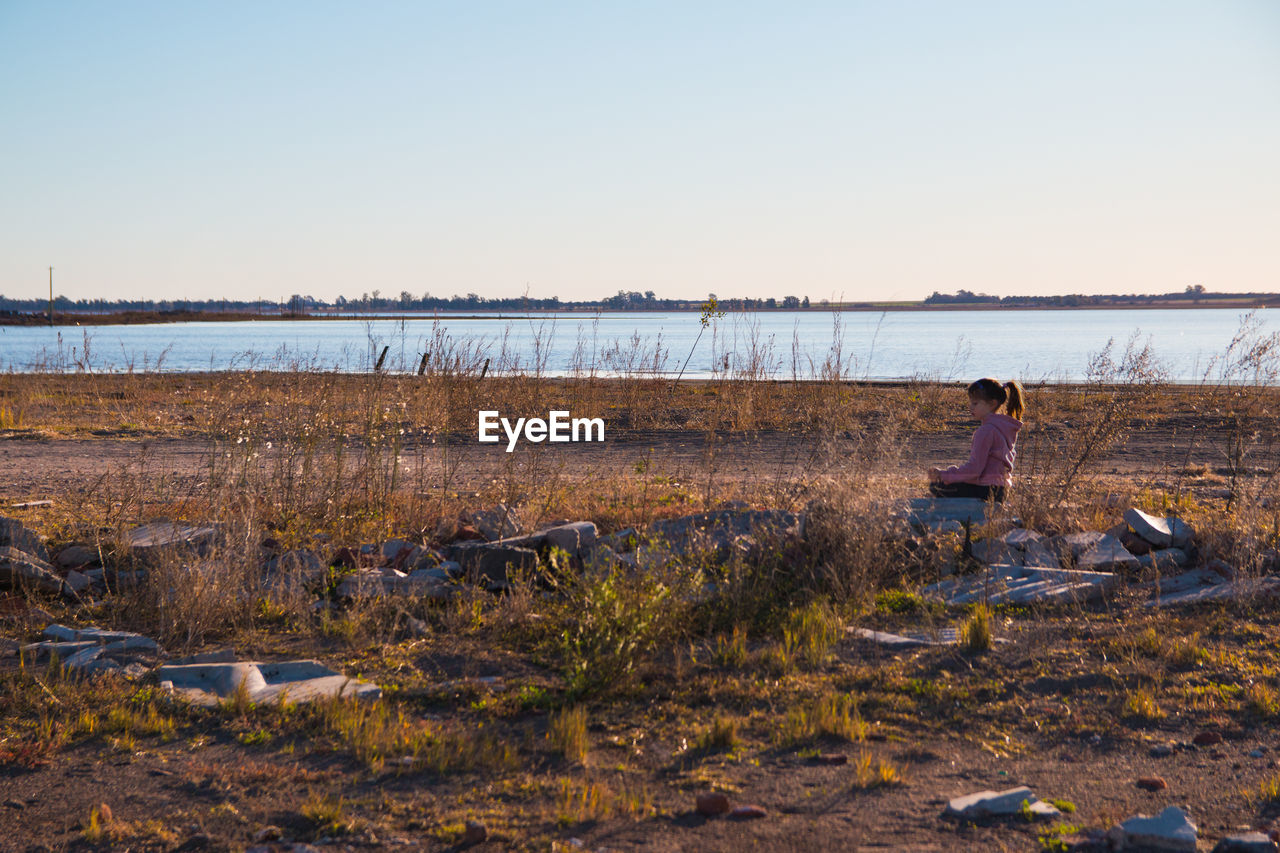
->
[[1116, 806, 1197, 852]]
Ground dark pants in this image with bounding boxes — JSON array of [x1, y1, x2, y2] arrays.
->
[[929, 482, 1006, 503]]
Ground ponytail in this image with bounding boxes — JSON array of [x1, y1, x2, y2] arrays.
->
[[1003, 380, 1025, 420], [967, 377, 1027, 420]]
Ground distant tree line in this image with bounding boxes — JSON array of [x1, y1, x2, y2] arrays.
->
[[923, 284, 1279, 307], [0, 288, 816, 315]]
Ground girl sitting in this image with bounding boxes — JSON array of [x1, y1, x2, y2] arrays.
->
[[927, 378, 1025, 503]]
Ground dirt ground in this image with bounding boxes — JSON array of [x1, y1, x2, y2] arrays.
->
[[0, 414, 1235, 501]]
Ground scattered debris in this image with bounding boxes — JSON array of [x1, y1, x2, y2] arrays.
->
[[22, 624, 164, 676], [155, 659, 380, 705]]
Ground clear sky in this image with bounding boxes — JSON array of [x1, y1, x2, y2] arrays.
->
[[2, 1, 1277, 304]]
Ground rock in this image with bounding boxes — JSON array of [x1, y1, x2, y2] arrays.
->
[[1114, 806, 1198, 852], [127, 521, 218, 562], [0, 517, 49, 561], [696, 792, 731, 816], [816, 753, 848, 765], [1150, 743, 1175, 758], [542, 521, 598, 556], [55, 545, 98, 569], [0, 546, 68, 595], [1212, 832, 1279, 853], [1194, 731, 1223, 746], [467, 505, 523, 541], [999, 528, 1044, 548], [1075, 536, 1139, 573], [1137, 548, 1191, 573], [944, 786, 1059, 820], [63, 570, 90, 594], [1021, 539, 1061, 568], [729, 805, 767, 820], [155, 659, 381, 706], [462, 820, 487, 844], [446, 543, 538, 586], [1136, 776, 1168, 791], [895, 498, 991, 533], [1125, 508, 1194, 549], [380, 539, 415, 562], [971, 540, 1022, 566], [1049, 531, 1112, 563]]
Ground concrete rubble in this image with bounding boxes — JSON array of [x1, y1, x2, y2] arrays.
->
[[1212, 833, 1279, 853], [127, 520, 219, 562], [1108, 805, 1198, 852], [895, 498, 991, 535], [21, 623, 164, 677], [924, 565, 1118, 606], [943, 786, 1060, 821], [156, 659, 381, 706]]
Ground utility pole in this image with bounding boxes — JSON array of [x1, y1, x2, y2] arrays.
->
[[48, 266, 53, 326]]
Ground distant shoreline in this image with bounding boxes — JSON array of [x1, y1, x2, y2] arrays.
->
[[2, 298, 1277, 326]]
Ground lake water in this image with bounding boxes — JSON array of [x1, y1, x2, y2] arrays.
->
[[0, 308, 1272, 382]]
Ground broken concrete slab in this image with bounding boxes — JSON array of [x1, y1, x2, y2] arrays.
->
[[895, 498, 990, 534], [849, 627, 960, 648], [22, 624, 164, 675], [647, 509, 801, 551], [1021, 539, 1061, 568], [1137, 548, 1191, 573], [127, 521, 218, 561], [971, 540, 1022, 566], [55, 545, 99, 569], [999, 528, 1043, 548], [1141, 572, 1280, 608], [445, 543, 538, 586], [467, 505, 523, 541], [1049, 531, 1111, 562], [0, 546, 69, 595], [944, 786, 1060, 820], [924, 565, 1117, 606], [485, 521, 600, 559], [1125, 508, 1194, 550], [1076, 536, 1140, 573], [1212, 833, 1278, 853], [0, 517, 49, 562], [155, 659, 380, 706], [1112, 805, 1197, 852]]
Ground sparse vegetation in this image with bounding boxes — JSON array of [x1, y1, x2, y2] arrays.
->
[[2, 324, 1280, 849]]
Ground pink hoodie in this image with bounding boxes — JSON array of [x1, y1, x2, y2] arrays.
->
[[938, 413, 1022, 487]]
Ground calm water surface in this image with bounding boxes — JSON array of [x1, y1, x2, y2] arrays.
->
[[0, 308, 1269, 382]]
